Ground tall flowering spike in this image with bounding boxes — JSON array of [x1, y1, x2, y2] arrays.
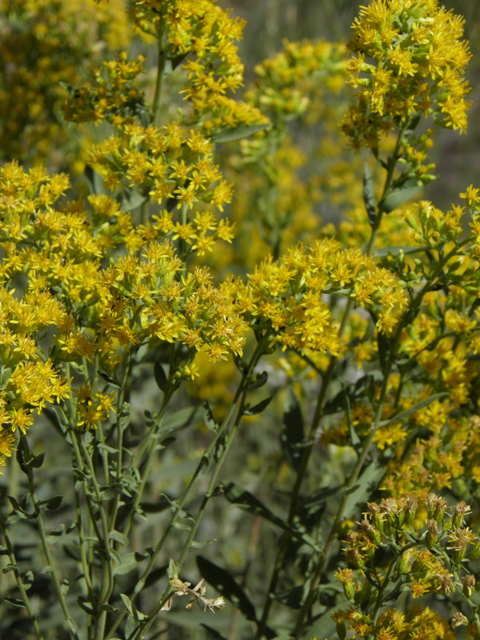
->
[[342, 0, 472, 152]]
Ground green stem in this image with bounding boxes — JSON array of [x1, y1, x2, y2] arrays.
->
[[108, 349, 132, 530], [77, 433, 115, 640], [256, 121, 412, 640], [255, 298, 356, 640], [152, 18, 167, 128], [139, 389, 251, 639], [20, 436, 80, 640], [104, 337, 269, 640], [122, 395, 171, 538], [72, 451, 94, 600], [290, 237, 464, 637], [0, 518, 44, 639], [371, 542, 416, 624]]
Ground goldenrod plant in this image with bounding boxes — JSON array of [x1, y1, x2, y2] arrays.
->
[[1, 1, 480, 639]]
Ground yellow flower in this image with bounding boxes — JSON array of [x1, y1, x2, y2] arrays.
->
[[460, 184, 480, 207]]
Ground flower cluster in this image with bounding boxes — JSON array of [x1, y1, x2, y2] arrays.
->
[[0, 159, 249, 440], [237, 239, 408, 356], [87, 123, 234, 220], [342, 0, 472, 155], [0, 0, 131, 165], [334, 495, 480, 639], [245, 39, 347, 125], [127, 0, 268, 134], [62, 51, 147, 126]]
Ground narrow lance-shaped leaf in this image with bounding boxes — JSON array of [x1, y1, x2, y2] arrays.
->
[[211, 123, 270, 143], [201, 624, 229, 640], [343, 458, 389, 522], [196, 556, 257, 622], [244, 395, 273, 416], [345, 393, 360, 451], [374, 245, 430, 257], [154, 360, 168, 392], [378, 182, 423, 214], [378, 392, 449, 428], [222, 482, 320, 551]]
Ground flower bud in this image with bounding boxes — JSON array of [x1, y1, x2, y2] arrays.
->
[[453, 501, 471, 529], [426, 519, 439, 548], [336, 620, 347, 640], [463, 574, 476, 599], [469, 539, 480, 560], [398, 549, 413, 574]]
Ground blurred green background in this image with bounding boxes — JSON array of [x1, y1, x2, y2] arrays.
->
[[229, 0, 480, 211]]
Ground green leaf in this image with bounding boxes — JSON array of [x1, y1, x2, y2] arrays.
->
[[343, 458, 389, 521], [99, 371, 121, 388], [120, 593, 134, 616], [99, 603, 118, 614], [118, 188, 147, 213], [38, 495, 64, 511], [168, 559, 179, 581], [109, 530, 129, 547], [2, 564, 16, 574], [78, 597, 95, 615], [378, 392, 448, 428], [374, 245, 429, 257], [40, 565, 53, 574], [272, 585, 305, 609], [345, 393, 360, 450], [42, 407, 65, 436], [46, 524, 65, 545], [190, 538, 216, 549], [196, 556, 257, 622], [101, 483, 123, 501], [281, 387, 304, 471], [161, 406, 201, 435], [222, 482, 320, 551], [125, 615, 142, 640], [5, 597, 26, 608], [404, 112, 422, 135], [245, 370, 268, 390], [97, 443, 118, 455], [302, 600, 347, 639], [379, 183, 423, 214], [203, 400, 219, 433], [8, 496, 26, 515], [323, 373, 381, 416], [85, 164, 107, 195], [244, 395, 273, 416], [297, 485, 342, 530], [363, 161, 377, 226], [114, 552, 147, 575], [30, 453, 45, 468], [23, 571, 34, 590], [61, 579, 70, 596], [211, 123, 270, 144], [166, 52, 188, 72], [201, 624, 229, 640], [154, 361, 168, 392], [68, 619, 79, 636]]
